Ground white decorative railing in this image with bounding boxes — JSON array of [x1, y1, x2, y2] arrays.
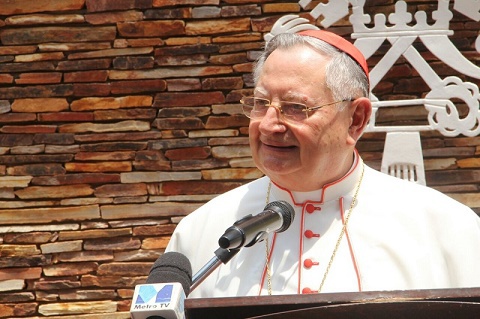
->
[[264, 0, 480, 137]]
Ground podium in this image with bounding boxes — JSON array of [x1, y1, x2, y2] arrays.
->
[[185, 287, 480, 319]]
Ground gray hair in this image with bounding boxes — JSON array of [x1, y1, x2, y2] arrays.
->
[[253, 33, 369, 109]]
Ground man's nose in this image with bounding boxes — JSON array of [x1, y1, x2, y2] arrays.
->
[[258, 104, 287, 132]]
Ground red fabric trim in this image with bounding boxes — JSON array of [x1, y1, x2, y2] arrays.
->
[[298, 205, 306, 294], [340, 197, 362, 291], [258, 232, 277, 295]]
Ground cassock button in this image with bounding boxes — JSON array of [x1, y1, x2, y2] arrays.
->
[[306, 204, 316, 214], [303, 258, 319, 269], [302, 287, 316, 294], [305, 204, 321, 214], [304, 230, 320, 239]]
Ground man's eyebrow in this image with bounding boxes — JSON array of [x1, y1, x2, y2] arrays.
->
[[282, 93, 310, 104]]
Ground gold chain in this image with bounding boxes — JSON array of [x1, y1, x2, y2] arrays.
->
[[264, 163, 365, 295], [264, 181, 273, 295]]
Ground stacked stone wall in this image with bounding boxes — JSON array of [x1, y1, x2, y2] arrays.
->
[[0, 0, 478, 317]]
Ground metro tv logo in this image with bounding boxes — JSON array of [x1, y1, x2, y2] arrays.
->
[[135, 284, 173, 304]]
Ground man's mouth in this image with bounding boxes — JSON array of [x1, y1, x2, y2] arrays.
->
[[263, 142, 296, 150]]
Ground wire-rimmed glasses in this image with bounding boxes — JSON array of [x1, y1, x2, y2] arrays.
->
[[240, 96, 351, 122]]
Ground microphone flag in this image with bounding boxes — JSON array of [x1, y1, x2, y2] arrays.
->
[[130, 282, 186, 319]]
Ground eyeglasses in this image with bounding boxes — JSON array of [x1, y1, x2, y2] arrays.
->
[[240, 96, 351, 122]]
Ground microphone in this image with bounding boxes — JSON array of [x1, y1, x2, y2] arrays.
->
[[130, 252, 192, 319], [218, 200, 295, 250]]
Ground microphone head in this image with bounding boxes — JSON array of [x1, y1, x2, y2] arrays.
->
[[146, 251, 192, 296], [264, 200, 295, 233]]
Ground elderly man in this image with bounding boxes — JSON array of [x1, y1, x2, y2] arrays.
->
[[166, 30, 480, 298]]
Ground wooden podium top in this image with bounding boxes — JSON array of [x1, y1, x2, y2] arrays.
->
[[185, 287, 480, 319]]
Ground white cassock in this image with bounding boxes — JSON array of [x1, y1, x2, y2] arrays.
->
[[166, 151, 480, 298]]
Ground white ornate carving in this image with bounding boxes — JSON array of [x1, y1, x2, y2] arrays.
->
[[264, 0, 480, 137]]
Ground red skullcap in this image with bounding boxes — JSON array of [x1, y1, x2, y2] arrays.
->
[[297, 29, 369, 81]]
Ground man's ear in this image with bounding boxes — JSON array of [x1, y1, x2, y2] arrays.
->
[[347, 97, 372, 145]]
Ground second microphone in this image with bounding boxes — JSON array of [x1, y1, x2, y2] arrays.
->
[[218, 200, 295, 250]]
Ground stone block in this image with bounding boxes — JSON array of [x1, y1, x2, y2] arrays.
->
[[132, 224, 176, 236], [81, 274, 144, 288], [60, 121, 151, 134], [0, 267, 42, 280], [15, 184, 94, 199], [111, 79, 167, 94], [205, 114, 249, 128], [0, 154, 74, 165], [132, 160, 171, 171], [149, 137, 208, 150], [85, 10, 144, 25], [141, 237, 171, 249], [0, 245, 41, 257], [16, 72, 63, 84], [165, 78, 202, 91], [56, 251, 114, 263], [157, 106, 210, 118], [165, 146, 211, 160], [100, 202, 200, 219], [186, 17, 251, 35], [38, 111, 96, 122], [0, 291, 34, 302], [0, 205, 99, 225], [188, 129, 240, 138], [153, 117, 205, 130], [0, 301, 36, 317], [2, 125, 56, 134], [71, 96, 153, 111], [0, 0, 84, 15], [0, 280, 25, 292], [3, 232, 54, 244], [59, 228, 133, 241], [171, 158, 229, 171], [113, 56, 155, 70], [57, 58, 112, 71], [221, 4, 261, 17], [262, 3, 300, 13], [156, 53, 209, 66], [32, 173, 120, 186], [43, 262, 99, 277], [0, 176, 32, 188], [84, 237, 141, 251], [109, 65, 233, 80], [65, 161, 132, 173], [144, 8, 192, 19], [38, 300, 117, 316], [94, 183, 147, 197], [97, 262, 151, 276], [69, 47, 153, 60], [1, 27, 117, 45], [118, 20, 185, 37], [154, 91, 224, 107], [40, 240, 83, 254]]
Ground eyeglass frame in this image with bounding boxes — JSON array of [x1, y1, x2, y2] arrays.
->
[[240, 96, 353, 121]]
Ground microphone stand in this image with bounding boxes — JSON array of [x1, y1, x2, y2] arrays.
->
[[190, 247, 240, 292]]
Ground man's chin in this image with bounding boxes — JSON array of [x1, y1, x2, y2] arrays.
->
[[259, 163, 296, 178]]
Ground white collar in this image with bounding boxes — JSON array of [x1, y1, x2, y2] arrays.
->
[[269, 150, 362, 205]]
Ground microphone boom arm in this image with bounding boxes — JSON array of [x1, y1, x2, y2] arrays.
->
[[190, 247, 240, 292]]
